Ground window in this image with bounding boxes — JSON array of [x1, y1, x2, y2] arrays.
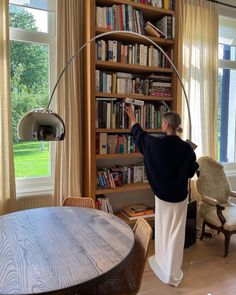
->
[[218, 16, 236, 164], [9, 0, 56, 196]]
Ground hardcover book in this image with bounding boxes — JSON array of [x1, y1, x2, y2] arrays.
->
[[122, 203, 154, 217], [144, 21, 166, 38]]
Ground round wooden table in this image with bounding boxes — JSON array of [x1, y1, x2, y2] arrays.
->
[[0, 207, 134, 295]]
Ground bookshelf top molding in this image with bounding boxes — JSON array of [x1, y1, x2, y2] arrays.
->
[[96, 0, 174, 18]]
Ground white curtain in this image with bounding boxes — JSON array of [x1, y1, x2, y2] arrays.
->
[[179, 0, 219, 159], [0, 0, 16, 215], [54, 0, 83, 205]]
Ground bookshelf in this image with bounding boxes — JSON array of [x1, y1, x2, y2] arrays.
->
[[83, 0, 178, 217]]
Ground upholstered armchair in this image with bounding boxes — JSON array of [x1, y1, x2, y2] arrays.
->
[[196, 156, 236, 257]]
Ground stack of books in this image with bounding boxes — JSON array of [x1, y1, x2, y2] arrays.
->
[[121, 203, 155, 220]]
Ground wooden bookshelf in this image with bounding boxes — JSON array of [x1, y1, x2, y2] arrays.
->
[[96, 182, 150, 194], [83, 0, 178, 205], [96, 92, 173, 101], [115, 211, 154, 225], [96, 27, 174, 46], [96, 60, 173, 74]]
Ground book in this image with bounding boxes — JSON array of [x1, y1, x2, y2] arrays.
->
[[144, 21, 166, 38], [122, 203, 154, 217], [121, 210, 155, 220], [124, 97, 144, 106]]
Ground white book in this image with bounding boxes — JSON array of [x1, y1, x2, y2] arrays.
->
[[112, 40, 118, 62], [106, 102, 111, 129], [99, 133, 107, 155], [106, 74, 112, 93], [101, 40, 106, 61], [124, 97, 144, 106]]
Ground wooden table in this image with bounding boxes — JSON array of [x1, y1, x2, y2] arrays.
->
[[0, 207, 134, 295]]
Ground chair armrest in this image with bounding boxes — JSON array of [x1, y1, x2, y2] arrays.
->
[[202, 196, 226, 226], [228, 196, 236, 206], [202, 195, 220, 207], [229, 190, 236, 197]]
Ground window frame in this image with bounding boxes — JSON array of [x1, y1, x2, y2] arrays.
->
[[9, 1, 57, 197], [218, 46, 236, 175]]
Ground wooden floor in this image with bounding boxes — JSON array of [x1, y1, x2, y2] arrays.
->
[[138, 231, 236, 295]]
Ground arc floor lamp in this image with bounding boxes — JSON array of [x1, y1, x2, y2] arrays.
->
[[17, 30, 193, 145]]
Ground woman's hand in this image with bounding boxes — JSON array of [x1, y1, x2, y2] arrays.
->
[[125, 105, 136, 127]]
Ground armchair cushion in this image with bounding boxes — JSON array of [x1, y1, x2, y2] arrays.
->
[[200, 204, 236, 231]]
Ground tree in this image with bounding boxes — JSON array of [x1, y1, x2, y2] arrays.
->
[[9, 5, 49, 142]]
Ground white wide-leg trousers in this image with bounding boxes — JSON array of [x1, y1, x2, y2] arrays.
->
[[148, 196, 188, 287]]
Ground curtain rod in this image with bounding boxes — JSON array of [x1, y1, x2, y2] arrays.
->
[[206, 0, 236, 9]]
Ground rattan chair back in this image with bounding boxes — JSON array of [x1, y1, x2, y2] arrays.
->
[[62, 197, 95, 208]]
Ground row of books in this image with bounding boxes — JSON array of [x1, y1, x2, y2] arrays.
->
[[96, 71, 172, 96], [96, 5, 175, 39], [96, 40, 173, 67], [96, 133, 137, 155], [131, 0, 174, 10], [96, 165, 148, 190], [96, 5, 145, 34], [96, 195, 113, 214], [96, 98, 170, 129]]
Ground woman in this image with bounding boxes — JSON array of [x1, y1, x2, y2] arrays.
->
[[125, 105, 199, 287]]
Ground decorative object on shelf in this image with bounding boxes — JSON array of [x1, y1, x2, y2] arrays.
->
[[17, 30, 193, 144]]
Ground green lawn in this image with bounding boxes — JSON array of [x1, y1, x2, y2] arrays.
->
[[14, 142, 50, 178]]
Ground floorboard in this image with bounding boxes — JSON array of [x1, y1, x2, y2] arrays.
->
[[138, 231, 236, 295]]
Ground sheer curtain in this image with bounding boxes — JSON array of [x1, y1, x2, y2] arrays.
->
[[0, 0, 16, 215], [177, 0, 219, 159], [54, 0, 83, 205]]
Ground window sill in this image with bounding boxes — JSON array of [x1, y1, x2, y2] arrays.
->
[[16, 177, 54, 198]]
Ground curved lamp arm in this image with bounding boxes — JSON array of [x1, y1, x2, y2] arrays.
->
[[18, 30, 193, 143]]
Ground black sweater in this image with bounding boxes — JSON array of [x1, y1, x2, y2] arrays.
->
[[131, 123, 199, 203]]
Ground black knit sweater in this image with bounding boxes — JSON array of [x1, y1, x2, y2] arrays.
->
[[131, 123, 199, 203]]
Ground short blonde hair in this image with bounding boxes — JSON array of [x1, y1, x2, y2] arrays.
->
[[163, 111, 183, 133]]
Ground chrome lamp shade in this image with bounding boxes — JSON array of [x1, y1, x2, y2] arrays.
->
[[17, 30, 192, 143], [18, 108, 65, 141]]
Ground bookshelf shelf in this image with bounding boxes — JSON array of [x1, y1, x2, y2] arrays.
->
[[96, 0, 174, 18], [115, 211, 154, 225], [96, 60, 173, 74], [96, 128, 162, 133], [96, 28, 174, 46], [96, 92, 173, 101], [96, 152, 143, 159], [96, 182, 150, 194]]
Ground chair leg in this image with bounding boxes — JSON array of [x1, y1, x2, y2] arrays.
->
[[224, 232, 231, 257], [200, 221, 205, 240]]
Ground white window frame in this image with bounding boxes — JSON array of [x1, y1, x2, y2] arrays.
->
[[9, 1, 57, 197], [219, 52, 236, 175]]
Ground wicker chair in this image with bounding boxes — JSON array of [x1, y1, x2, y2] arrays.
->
[[62, 197, 95, 208], [77, 217, 152, 295]]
